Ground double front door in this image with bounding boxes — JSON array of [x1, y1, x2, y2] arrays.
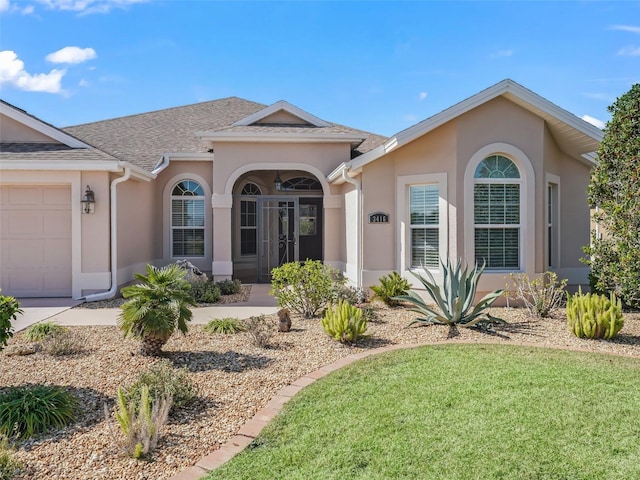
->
[[257, 197, 322, 282]]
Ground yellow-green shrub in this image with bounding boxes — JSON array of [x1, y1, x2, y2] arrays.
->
[[567, 289, 624, 339], [322, 300, 367, 343]]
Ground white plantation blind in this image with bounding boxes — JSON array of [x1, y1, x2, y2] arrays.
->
[[171, 180, 205, 257], [474, 156, 521, 269], [410, 185, 439, 268]]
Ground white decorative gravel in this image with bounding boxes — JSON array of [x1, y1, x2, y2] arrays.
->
[[1, 304, 639, 480]]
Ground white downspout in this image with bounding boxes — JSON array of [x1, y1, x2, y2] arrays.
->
[[82, 167, 131, 302], [342, 168, 362, 288]]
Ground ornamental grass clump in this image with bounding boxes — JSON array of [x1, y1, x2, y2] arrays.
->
[[204, 317, 246, 334], [396, 258, 503, 330], [114, 385, 171, 460], [0, 385, 78, 441], [23, 321, 68, 342], [567, 288, 624, 339], [322, 300, 368, 343]]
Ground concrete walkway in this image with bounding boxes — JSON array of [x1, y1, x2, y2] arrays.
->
[[14, 284, 278, 331]]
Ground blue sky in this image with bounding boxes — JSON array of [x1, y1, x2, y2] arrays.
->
[[1, 0, 639, 136]]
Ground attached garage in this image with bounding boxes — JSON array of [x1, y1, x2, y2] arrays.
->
[[0, 185, 72, 297]]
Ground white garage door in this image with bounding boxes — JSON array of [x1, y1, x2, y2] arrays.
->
[[0, 185, 72, 297]]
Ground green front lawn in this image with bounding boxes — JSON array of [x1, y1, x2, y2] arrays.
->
[[207, 344, 640, 479]]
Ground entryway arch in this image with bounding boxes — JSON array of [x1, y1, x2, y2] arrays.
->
[[230, 168, 325, 282]]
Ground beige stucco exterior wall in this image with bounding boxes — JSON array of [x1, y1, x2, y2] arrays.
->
[[358, 97, 592, 291], [209, 141, 350, 279], [0, 114, 60, 143]]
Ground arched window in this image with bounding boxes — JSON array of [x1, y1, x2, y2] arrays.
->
[[171, 180, 205, 257], [280, 177, 322, 191], [240, 182, 261, 256], [473, 155, 521, 269]]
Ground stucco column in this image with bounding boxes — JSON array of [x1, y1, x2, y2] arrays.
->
[[211, 194, 233, 281]]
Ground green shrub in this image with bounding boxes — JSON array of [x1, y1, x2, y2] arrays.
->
[[24, 321, 68, 342], [245, 315, 274, 348], [0, 292, 22, 352], [371, 271, 410, 306], [397, 258, 503, 330], [270, 260, 343, 318], [505, 271, 568, 318], [115, 385, 171, 459], [0, 436, 22, 480], [40, 330, 85, 356], [204, 317, 245, 334], [215, 279, 242, 296], [122, 359, 196, 410], [322, 300, 368, 343], [333, 285, 369, 305], [567, 288, 624, 339], [0, 385, 78, 440], [190, 282, 221, 304]]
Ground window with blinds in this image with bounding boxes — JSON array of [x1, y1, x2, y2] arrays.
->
[[171, 180, 205, 257], [240, 182, 260, 256], [410, 184, 439, 268], [473, 156, 521, 269]]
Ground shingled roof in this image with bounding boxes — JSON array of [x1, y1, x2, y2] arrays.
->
[[63, 97, 387, 172]]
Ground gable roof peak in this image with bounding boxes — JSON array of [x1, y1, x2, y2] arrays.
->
[[233, 99, 331, 128]]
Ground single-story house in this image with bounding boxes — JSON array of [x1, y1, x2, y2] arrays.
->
[[0, 79, 603, 299]]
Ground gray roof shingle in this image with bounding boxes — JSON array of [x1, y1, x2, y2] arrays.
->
[[0, 143, 119, 163], [63, 97, 387, 172]]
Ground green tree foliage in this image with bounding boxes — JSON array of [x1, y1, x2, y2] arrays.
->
[[586, 83, 640, 308], [0, 292, 22, 353]]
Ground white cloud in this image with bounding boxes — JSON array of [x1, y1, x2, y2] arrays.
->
[[617, 46, 640, 56], [46, 46, 96, 64], [610, 25, 640, 35], [0, 0, 9, 12], [22, 4, 34, 13], [79, 78, 89, 87], [490, 49, 514, 58], [0, 50, 66, 93], [581, 115, 605, 129], [403, 114, 418, 122], [418, 92, 427, 101], [34, 0, 148, 15], [582, 92, 613, 101]]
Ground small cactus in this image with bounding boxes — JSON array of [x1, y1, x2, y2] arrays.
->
[[322, 300, 367, 343], [566, 288, 624, 339]]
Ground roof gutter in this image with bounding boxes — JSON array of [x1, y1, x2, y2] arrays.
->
[[82, 167, 132, 302], [341, 168, 362, 288]]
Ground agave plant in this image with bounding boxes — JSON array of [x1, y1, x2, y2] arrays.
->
[[395, 258, 503, 329], [118, 264, 196, 356]]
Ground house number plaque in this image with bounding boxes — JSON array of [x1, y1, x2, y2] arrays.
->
[[368, 212, 389, 224]]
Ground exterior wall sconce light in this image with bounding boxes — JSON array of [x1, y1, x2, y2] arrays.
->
[[274, 171, 283, 191], [81, 185, 95, 214]]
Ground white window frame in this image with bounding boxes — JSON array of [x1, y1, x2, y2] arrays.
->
[[163, 173, 212, 268], [464, 143, 535, 289], [473, 159, 522, 270], [397, 173, 448, 284], [545, 173, 561, 269], [239, 182, 261, 257], [171, 180, 206, 258]]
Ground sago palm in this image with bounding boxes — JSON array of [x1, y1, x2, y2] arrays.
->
[[118, 264, 196, 356]]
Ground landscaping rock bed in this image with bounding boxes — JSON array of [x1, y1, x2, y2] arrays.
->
[[2, 304, 639, 479]]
